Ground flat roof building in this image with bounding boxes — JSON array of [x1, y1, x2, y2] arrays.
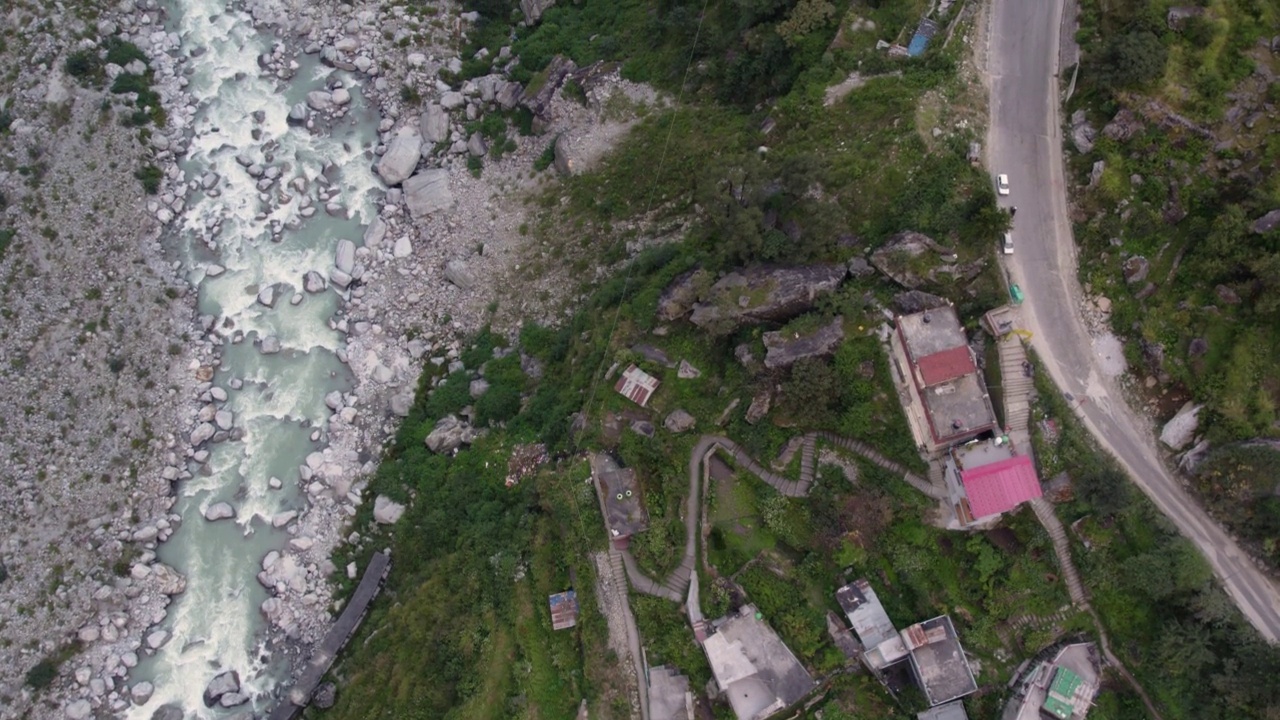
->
[[836, 579, 908, 670], [648, 665, 694, 720], [1003, 643, 1100, 720], [702, 604, 816, 720], [887, 306, 999, 455], [902, 617, 978, 707], [589, 453, 649, 547]]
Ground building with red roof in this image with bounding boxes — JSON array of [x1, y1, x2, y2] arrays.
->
[[887, 306, 999, 454], [943, 438, 1043, 526]]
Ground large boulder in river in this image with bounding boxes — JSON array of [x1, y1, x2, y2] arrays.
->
[[419, 104, 449, 144], [375, 128, 422, 186], [151, 563, 187, 595], [762, 316, 845, 369], [425, 415, 478, 454], [404, 169, 454, 218], [151, 705, 184, 720], [204, 502, 236, 522], [688, 264, 846, 333], [203, 670, 241, 708]]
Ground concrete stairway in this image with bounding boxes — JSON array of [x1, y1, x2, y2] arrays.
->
[[1030, 496, 1088, 605], [996, 336, 1035, 434], [819, 432, 947, 499]]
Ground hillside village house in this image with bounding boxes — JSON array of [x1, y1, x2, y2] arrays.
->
[[887, 306, 999, 455]]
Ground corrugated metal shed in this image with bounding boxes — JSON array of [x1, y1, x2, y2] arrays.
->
[[549, 591, 579, 631], [614, 364, 660, 407]]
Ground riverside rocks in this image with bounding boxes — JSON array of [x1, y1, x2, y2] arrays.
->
[[203, 670, 242, 707], [404, 169, 455, 217], [375, 128, 423, 185], [420, 104, 449, 143], [204, 502, 237, 522]]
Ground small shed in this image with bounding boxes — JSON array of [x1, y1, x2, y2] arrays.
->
[[615, 364, 661, 407], [549, 591, 579, 631]]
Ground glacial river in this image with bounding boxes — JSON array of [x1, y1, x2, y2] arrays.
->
[[129, 0, 380, 715]]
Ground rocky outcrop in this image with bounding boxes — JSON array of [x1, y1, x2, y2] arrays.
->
[[1251, 209, 1280, 235], [1070, 109, 1096, 154], [1160, 402, 1203, 450], [404, 169, 454, 218], [1123, 256, 1150, 284], [375, 128, 422, 186], [657, 268, 708, 321], [522, 55, 577, 118], [688, 264, 846, 332], [373, 495, 406, 525], [869, 231, 956, 289], [664, 409, 696, 433], [520, 0, 557, 23], [1103, 108, 1143, 142], [763, 316, 846, 369], [425, 415, 479, 454]]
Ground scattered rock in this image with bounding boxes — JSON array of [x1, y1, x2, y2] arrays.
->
[[656, 268, 709, 321], [469, 379, 490, 398], [677, 359, 701, 379], [466, 132, 488, 158], [131, 681, 155, 705], [203, 670, 241, 708], [1123, 256, 1150, 284], [313, 682, 337, 710], [1070, 109, 1096, 154], [520, 0, 557, 23], [151, 705, 184, 720], [443, 260, 475, 289], [425, 415, 479, 454], [1215, 284, 1240, 305], [420, 104, 449, 143], [664, 409, 696, 433], [335, 239, 356, 274], [373, 495, 406, 525], [303, 271, 327, 293], [65, 700, 92, 720], [1160, 402, 1203, 451], [390, 393, 413, 417], [404, 169, 455, 218], [260, 335, 282, 354], [745, 391, 771, 424], [1089, 160, 1106, 186]]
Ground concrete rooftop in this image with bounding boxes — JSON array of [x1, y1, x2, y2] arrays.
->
[[898, 308, 967, 360], [703, 605, 815, 720]]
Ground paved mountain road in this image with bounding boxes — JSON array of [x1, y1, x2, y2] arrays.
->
[[986, 0, 1280, 642]]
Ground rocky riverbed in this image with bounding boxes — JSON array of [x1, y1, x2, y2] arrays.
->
[[0, 0, 656, 716]]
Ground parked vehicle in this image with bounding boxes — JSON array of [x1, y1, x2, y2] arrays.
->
[[1002, 231, 1014, 255], [996, 173, 1011, 196]]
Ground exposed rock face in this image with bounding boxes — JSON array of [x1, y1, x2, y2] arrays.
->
[[664, 409, 696, 433], [375, 128, 422, 186], [404, 169, 454, 218], [869, 231, 955, 289], [1160, 402, 1203, 450], [203, 670, 241, 708], [522, 55, 577, 118], [373, 495, 406, 525], [689, 264, 846, 332], [1103, 108, 1143, 142], [520, 0, 557, 23], [892, 290, 949, 314], [763, 316, 846, 369], [745, 391, 771, 424], [425, 415, 479, 454]]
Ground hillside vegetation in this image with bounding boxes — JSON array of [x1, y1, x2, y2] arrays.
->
[[316, 1, 1280, 719], [1065, 0, 1280, 567]]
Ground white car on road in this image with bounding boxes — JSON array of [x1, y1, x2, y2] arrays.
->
[[1002, 231, 1014, 255], [996, 173, 1011, 196]]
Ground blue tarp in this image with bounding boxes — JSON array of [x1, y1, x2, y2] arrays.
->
[[907, 18, 940, 57]]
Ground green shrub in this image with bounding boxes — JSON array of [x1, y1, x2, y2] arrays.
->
[[533, 137, 558, 172], [64, 49, 103, 84], [24, 659, 59, 690], [134, 164, 162, 194]]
